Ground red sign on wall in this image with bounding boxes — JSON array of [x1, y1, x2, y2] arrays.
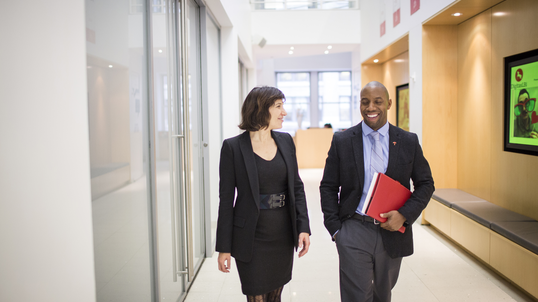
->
[[380, 21, 386, 37], [393, 8, 401, 27], [411, 0, 420, 15]]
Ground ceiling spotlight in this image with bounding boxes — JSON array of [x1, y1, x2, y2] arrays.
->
[[327, 45, 332, 49], [373, 59, 379, 63], [108, 65, 113, 68], [452, 12, 462, 17], [289, 50, 293, 55], [158, 49, 163, 53], [493, 12, 506, 16], [324, 50, 329, 54], [290, 46, 294, 50]]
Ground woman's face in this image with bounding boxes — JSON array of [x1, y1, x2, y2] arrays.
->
[[267, 99, 287, 130]]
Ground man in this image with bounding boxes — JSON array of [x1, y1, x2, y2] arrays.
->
[[514, 88, 538, 138], [320, 81, 434, 302]]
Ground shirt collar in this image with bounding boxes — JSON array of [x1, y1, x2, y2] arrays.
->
[[361, 121, 389, 138]]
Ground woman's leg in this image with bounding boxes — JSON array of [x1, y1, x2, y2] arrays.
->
[[266, 286, 283, 302], [246, 294, 266, 302]]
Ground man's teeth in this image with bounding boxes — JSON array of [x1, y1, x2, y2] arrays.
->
[[368, 114, 378, 118]]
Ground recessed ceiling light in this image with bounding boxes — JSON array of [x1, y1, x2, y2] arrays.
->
[[493, 12, 506, 16], [452, 12, 462, 17], [289, 50, 293, 55], [324, 50, 329, 54], [108, 65, 113, 68], [394, 59, 405, 63], [373, 59, 379, 63], [290, 46, 294, 50], [327, 45, 332, 49], [158, 49, 163, 53]]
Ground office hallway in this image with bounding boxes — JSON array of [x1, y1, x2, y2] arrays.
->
[[185, 169, 534, 302]]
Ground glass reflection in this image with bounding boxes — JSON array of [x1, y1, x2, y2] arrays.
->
[[86, 0, 153, 301]]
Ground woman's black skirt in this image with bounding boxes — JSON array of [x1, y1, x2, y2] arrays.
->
[[235, 205, 294, 296]]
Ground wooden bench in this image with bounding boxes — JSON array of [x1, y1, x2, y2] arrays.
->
[[423, 189, 538, 299]]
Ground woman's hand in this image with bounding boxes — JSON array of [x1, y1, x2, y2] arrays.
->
[[218, 252, 231, 273], [298, 232, 310, 258]]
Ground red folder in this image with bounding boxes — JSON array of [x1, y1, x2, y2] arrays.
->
[[360, 173, 411, 233]]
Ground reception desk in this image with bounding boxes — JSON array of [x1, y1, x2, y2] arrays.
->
[[295, 128, 333, 169]]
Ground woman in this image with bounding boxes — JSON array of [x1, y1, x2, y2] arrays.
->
[[216, 86, 311, 302]]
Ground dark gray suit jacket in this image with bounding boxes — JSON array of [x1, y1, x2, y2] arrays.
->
[[216, 131, 311, 262], [320, 122, 434, 258]]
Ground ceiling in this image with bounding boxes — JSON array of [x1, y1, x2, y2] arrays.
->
[[250, 0, 505, 63], [252, 43, 360, 61]]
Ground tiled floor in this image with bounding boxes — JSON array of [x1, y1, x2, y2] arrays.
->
[[184, 169, 536, 302]]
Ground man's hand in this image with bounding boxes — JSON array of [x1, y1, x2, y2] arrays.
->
[[298, 232, 310, 258], [379, 211, 406, 232], [218, 252, 231, 273], [530, 131, 538, 139]]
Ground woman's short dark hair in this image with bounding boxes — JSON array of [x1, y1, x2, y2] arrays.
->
[[239, 86, 285, 131]]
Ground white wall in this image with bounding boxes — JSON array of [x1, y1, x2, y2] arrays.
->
[[0, 1, 96, 302], [252, 10, 361, 45], [359, 0, 457, 141], [220, 26, 242, 139], [204, 0, 253, 139], [359, 0, 456, 62]]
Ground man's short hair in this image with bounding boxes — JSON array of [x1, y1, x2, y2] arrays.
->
[[239, 86, 285, 131], [519, 88, 529, 99]]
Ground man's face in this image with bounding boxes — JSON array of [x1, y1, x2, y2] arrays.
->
[[516, 92, 530, 126], [360, 85, 392, 131]]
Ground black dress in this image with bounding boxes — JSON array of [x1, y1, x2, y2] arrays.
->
[[235, 148, 294, 296]]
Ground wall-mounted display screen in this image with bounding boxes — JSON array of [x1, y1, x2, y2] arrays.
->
[[504, 48, 538, 156]]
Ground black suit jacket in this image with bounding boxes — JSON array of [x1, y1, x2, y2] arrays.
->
[[216, 131, 311, 262], [320, 122, 434, 258]]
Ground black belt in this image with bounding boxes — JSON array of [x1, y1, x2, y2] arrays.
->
[[259, 192, 286, 209], [352, 213, 379, 224]]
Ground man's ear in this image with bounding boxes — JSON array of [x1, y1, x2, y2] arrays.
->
[[387, 98, 393, 110]]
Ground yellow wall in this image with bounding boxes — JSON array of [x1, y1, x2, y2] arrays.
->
[[423, 26, 459, 189], [456, 0, 538, 219]]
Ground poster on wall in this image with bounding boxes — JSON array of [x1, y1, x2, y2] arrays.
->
[[396, 84, 410, 131], [504, 48, 538, 156], [380, 2, 386, 37], [393, 0, 401, 27], [411, 0, 420, 15]]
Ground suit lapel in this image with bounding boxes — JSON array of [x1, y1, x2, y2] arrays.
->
[[386, 124, 401, 177], [239, 131, 261, 210], [351, 123, 365, 190]]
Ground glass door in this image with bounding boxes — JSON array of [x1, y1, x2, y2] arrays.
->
[[86, 0, 155, 301], [185, 0, 206, 280], [151, 0, 189, 300], [153, 0, 205, 299]]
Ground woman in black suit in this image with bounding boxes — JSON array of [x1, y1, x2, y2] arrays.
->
[[216, 86, 311, 302]]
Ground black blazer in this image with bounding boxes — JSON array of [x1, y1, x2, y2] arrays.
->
[[216, 131, 311, 262], [320, 122, 434, 258]]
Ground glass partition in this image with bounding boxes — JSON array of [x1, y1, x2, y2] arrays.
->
[[86, 0, 154, 300]]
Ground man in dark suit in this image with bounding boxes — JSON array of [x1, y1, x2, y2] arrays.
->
[[320, 81, 434, 302]]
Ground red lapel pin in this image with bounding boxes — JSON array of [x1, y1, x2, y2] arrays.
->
[[393, 142, 397, 145]]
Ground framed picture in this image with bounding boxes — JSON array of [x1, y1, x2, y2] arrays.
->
[[504, 48, 538, 156], [396, 83, 409, 131]]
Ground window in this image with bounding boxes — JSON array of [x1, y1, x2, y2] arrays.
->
[[276, 71, 352, 135], [276, 72, 311, 135], [251, 0, 359, 10]]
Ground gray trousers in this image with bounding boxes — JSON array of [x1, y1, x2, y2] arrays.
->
[[335, 218, 402, 302]]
